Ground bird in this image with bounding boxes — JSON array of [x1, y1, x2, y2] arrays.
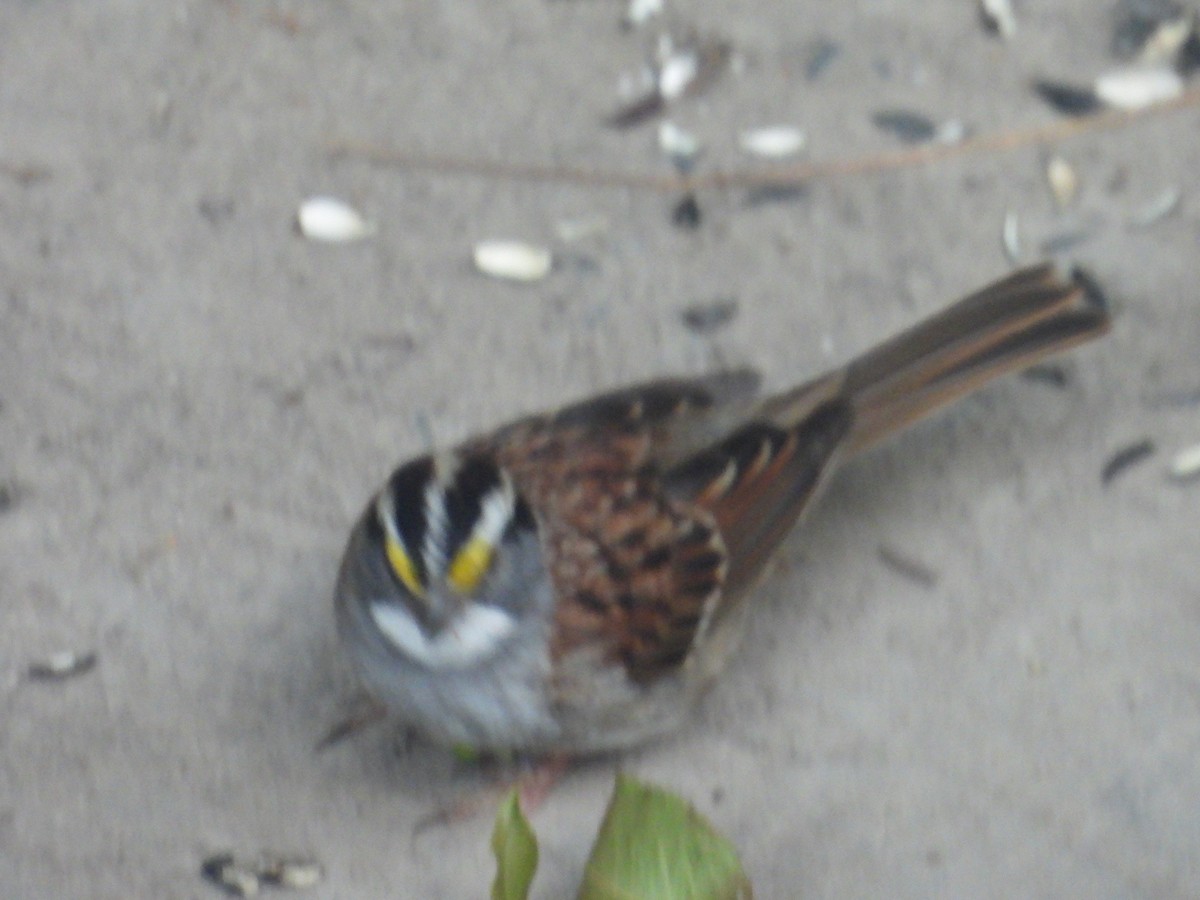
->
[[333, 263, 1110, 756]]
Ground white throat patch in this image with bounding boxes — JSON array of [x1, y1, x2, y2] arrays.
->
[[369, 600, 516, 669]]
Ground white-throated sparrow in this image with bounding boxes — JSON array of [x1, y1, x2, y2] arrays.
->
[[334, 264, 1109, 754]]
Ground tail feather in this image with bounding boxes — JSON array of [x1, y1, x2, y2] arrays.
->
[[843, 264, 1109, 452], [675, 263, 1110, 608]]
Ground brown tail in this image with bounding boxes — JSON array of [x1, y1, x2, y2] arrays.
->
[[670, 264, 1109, 601], [841, 263, 1110, 452]]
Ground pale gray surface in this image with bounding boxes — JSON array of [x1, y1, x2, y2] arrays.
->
[[2, 1, 1199, 897]]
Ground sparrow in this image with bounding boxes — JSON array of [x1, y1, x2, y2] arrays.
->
[[334, 263, 1110, 754]]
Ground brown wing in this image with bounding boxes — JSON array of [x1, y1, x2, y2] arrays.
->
[[665, 401, 853, 599], [489, 374, 769, 683]]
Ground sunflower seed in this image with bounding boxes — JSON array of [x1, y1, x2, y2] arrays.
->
[[1168, 442, 1200, 482], [296, 196, 375, 243], [878, 544, 939, 587], [28, 650, 97, 681], [672, 193, 702, 228], [472, 241, 553, 283], [606, 91, 664, 128], [1094, 66, 1183, 110], [872, 110, 936, 143], [623, 0, 663, 28], [980, 0, 1018, 38], [660, 37, 731, 102], [658, 121, 702, 170], [1129, 186, 1182, 227], [1102, 439, 1156, 485], [1137, 16, 1195, 65], [1046, 156, 1079, 207], [608, 37, 730, 128], [201, 854, 261, 897], [658, 50, 699, 101], [1111, 0, 1194, 63], [681, 298, 738, 334], [258, 855, 324, 889], [738, 126, 807, 159], [1033, 79, 1101, 116], [805, 38, 840, 80]]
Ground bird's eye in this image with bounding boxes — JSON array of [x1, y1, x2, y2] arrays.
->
[[384, 535, 426, 599]]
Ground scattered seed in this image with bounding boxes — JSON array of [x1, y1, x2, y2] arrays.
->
[[1002, 210, 1022, 264], [672, 193, 702, 228], [608, 37, 730, 127], [608, 66, 663, 127], [258, 855, 324, 890], [805, 38, 840, 80], [1033, 79, 1102, 116], [871, 110, 937, 143], [296, 196, 375, 243], [1094, 66, 1182, 110], [472, 240, 553, 283], [1046, 156, 1079, 207], [606, 92, 663, 128], [1102, 438, 1156, 485], [681, 298, 739, 334], [201, 854, 261, 898], [1129, 186, 1182, 227], [1168, 442, 1200, 482], [658, 121, 702, 171], [934, 119, 968, 144], [1112, 0, 1191, 61], [1137, 15, 1195, 65], [878, 544, 939, 588], [658, 50, 699, 102], [623, 0, 663, 28], [668, 37, 732, 102], [980, 0, 1018, 38], [27, 651, 97, 682], [202, 852, 324, 895], [738, 126, 806, 159], [1022, 363, 1070, 389]]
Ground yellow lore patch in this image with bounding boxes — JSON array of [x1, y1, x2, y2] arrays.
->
[[446, 535, 495, 594], [384, 536, 425, 599]]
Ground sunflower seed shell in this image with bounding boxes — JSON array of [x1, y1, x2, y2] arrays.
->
[[296, 197, 375, 243], [737, 126, 807, 159], [1094, 66, 1183, 110], [473, 241, 553, 283]]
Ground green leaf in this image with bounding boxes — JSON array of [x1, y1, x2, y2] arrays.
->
[[491, 788, 539, 900], [580, 774, 751, 900]]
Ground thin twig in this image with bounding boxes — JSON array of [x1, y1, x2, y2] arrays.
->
[[327, 87, 1200, 192]]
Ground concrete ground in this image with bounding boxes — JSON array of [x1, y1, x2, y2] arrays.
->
[[2, 1, 1198, 897]]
